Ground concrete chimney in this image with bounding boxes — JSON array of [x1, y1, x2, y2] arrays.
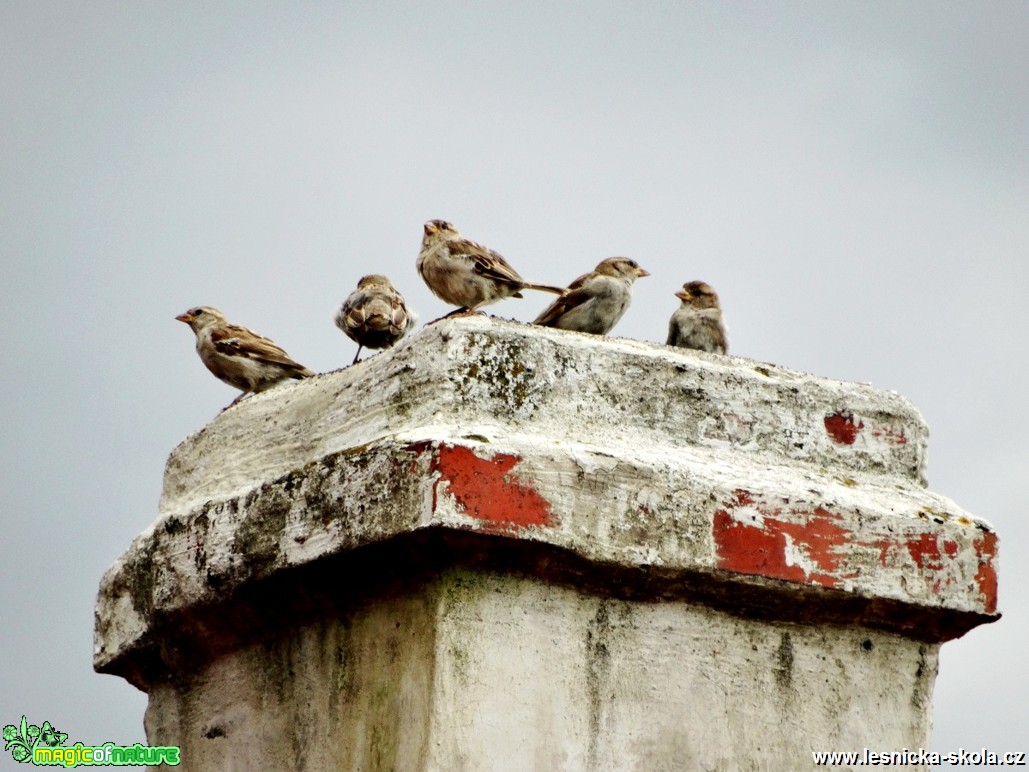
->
[[94, 316, 998, 770]]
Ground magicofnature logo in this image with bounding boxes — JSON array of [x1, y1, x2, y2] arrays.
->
[[3, 716, 67, 763], [3, 716, 180, 766]]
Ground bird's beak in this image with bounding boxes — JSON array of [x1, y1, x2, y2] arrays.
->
[[636, 266, 651, 278], [423, 222, 437, 236], [175, 312, 193, 324], [674, 290, 689, 301]]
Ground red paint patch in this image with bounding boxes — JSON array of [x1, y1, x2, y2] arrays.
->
[[974, 531, 999, 614], [712, 490, 849, 588], [713, 490, 997, 615], [901, 533, 959, 571], [824, 412, 864, 444], [430, 443, 555, 534]]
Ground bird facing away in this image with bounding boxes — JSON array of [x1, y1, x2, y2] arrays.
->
[[666, 281, 729, 354], [176, 306, 315, 408], [417, 219, 563, 314], [533, 257, 650, 335], [334, 274, 416, 364]]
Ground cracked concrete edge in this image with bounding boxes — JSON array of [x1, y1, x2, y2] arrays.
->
[[94, 434, 998, 680]]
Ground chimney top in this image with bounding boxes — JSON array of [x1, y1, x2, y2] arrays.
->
[[95, 316, 998, 687]]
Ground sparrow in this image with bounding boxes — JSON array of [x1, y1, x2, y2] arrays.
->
[[417, 219, 563, 314], [175, 306, 315, 408], [666, 281, 729, 354], [532, 257, 650, 335], [334, 274, 416, 364]]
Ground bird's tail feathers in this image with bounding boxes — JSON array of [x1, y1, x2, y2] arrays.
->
[[523, 283, 566, 295]]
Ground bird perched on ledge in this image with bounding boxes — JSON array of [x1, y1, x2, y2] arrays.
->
[[417, 219, 563, 315], [335, 274, 416, 364], [176, 306, 315, 408], [533, 257, 650, 335], [666, 281, 729, 354]]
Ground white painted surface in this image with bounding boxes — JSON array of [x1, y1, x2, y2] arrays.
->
[[94, 316, 997, 770]]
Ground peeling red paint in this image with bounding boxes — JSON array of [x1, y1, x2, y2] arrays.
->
[[730, 489, 755, 508], [712, 490, 997, 614], [712, 490, 849, 588], [901, 533, 959, 571], [429, 443, 555, 534], [872, 532, 963, 580], [824, 412, 864, 444], [871, 425, 908, 445], [974, 531, 999, 614], [824, 413, 908, 446]]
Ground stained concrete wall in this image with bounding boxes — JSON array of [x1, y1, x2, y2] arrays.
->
[[142, 570, 936, 770], [95, 316, 999, 770]]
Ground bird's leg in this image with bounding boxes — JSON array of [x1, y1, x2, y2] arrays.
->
[[352, 346, 363, 365], [221, 392, 247, 412], [427, 307, 487, 324]]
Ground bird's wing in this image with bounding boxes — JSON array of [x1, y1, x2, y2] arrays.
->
[[666, 315, 682, 346], [338, 291, 372, 332], [695, 315, 728, 352], [447, 238, 526, 286], [388, 293, 412, 333], [533, 273, 595, 326], [212, 324, 309, 371]]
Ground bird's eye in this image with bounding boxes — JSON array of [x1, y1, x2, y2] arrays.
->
[[627, 260, 638, 268], [192, 308, 204, 316]]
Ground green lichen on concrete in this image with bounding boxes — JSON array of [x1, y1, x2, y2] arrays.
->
[[231, 476, 296, 578], [434, 570, 491, 686], [190, 511, 211, 574], [774, 631, 795, 691], [584, 600, 613, 769], [910, 643, 936, 710], [455, 332, 536, 414], [366, 674, 402, 770], [124, 538, 159, 622], [386, 372, 416, 422]]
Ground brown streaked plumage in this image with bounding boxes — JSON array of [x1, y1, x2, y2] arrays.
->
[[176, 306, 315, 408], [417, 219, 563, 314], [533, 257, 650, 335], [334, 274, 415, 364], [666, 281, 728, 354]]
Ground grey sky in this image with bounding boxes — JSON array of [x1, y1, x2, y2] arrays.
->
[[2, 0, 1026, 756]]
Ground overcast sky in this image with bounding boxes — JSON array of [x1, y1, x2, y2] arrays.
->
[[2, 0, 1026, 759]]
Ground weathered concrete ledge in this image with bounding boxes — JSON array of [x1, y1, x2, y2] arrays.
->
[[94, 316, 999, 769], [158, 315, 929, 520]]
